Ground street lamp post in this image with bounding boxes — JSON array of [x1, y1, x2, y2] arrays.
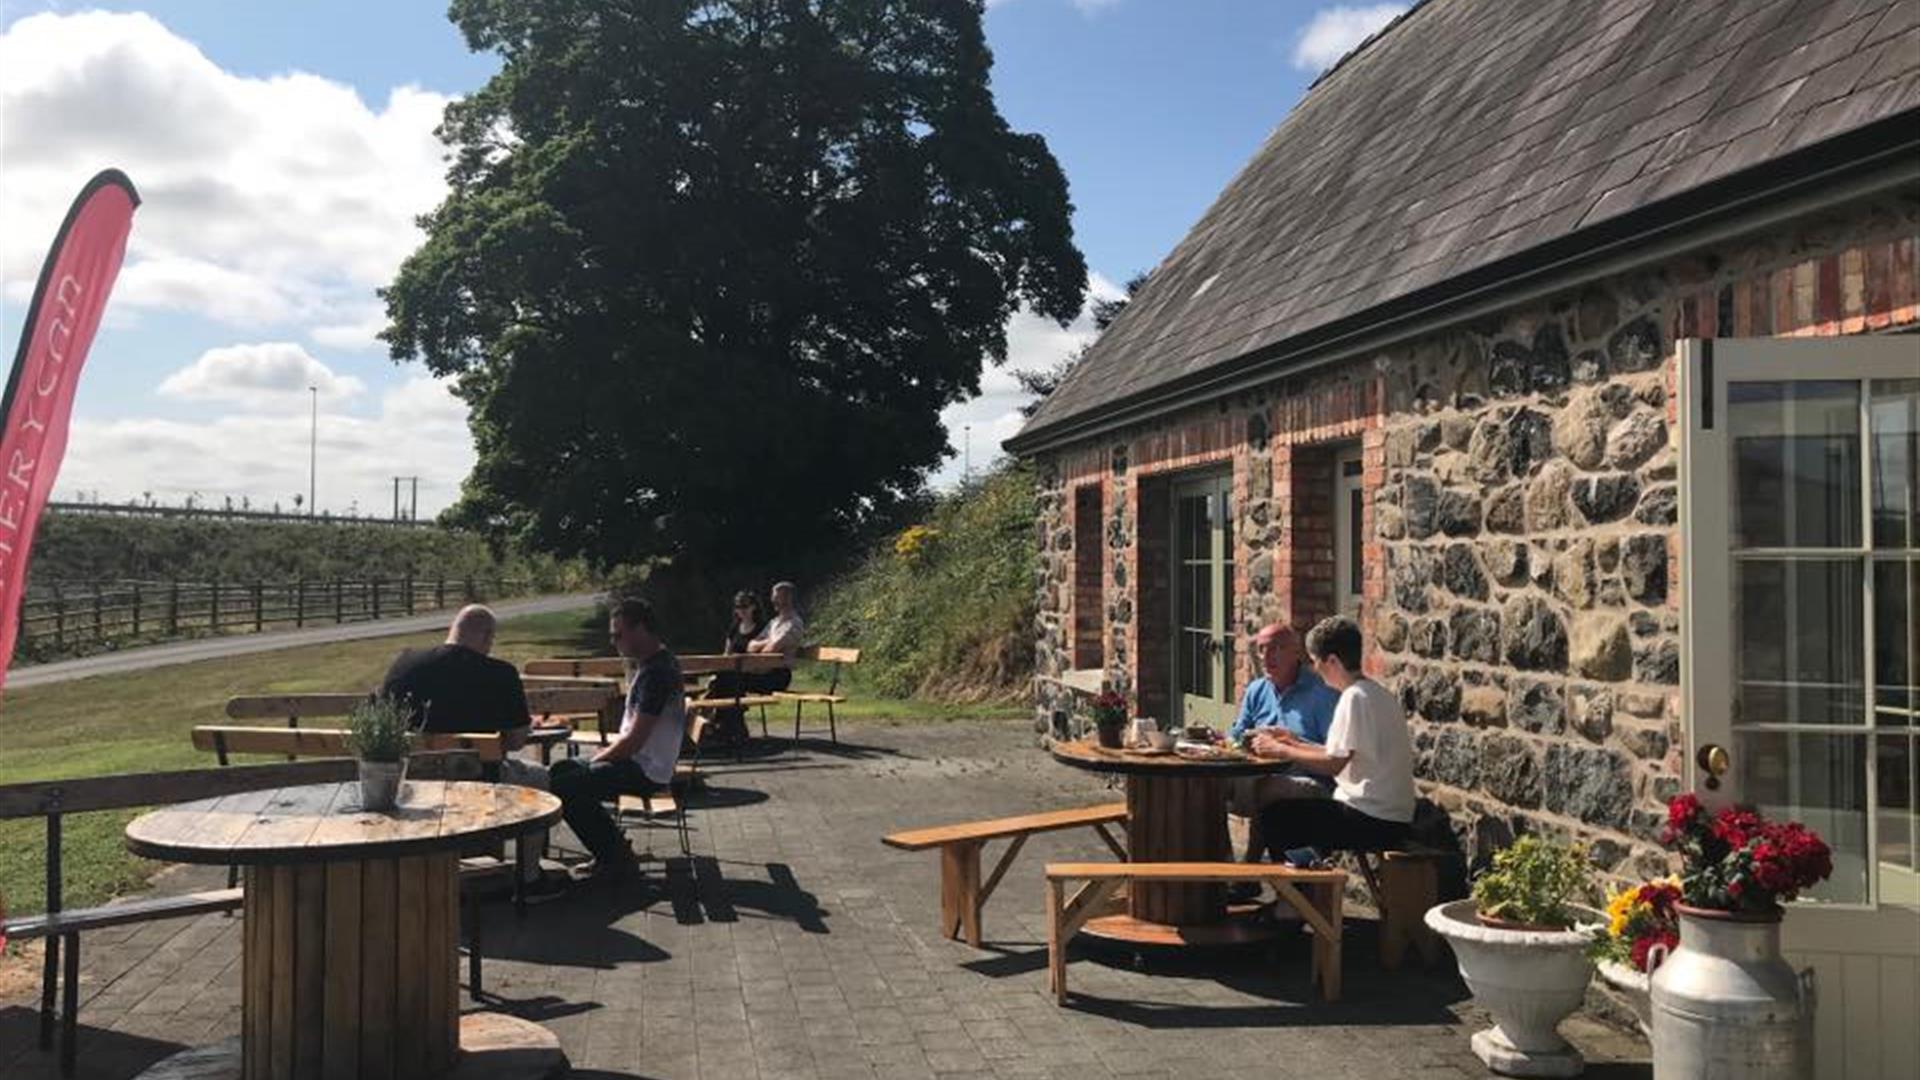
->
[[307, 386, 317, 516]]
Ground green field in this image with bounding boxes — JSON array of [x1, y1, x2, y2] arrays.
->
[[0, 606, 1022, 918]]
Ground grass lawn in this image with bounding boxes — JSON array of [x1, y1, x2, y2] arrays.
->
[[0, 606, 1023, 917]]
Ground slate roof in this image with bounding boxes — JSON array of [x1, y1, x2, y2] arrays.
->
[[1014, 0, 1920, 447]]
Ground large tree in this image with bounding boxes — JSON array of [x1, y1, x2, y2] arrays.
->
[[384, 0, 1087, 574]]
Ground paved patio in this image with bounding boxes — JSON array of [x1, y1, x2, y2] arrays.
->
[[1, 719, 1651, 1079]]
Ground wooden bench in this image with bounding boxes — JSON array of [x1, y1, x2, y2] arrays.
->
[[524, 657, 629, 680], [1044, 862, 1348, 1003], [1355, 849, 1447, 968], [228, 686, 621, 767], [0, 758, 467, 1075], [882, 803, 1130, 947], [774, 645, 860, 744]]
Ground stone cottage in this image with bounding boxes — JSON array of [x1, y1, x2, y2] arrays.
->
[[1007, 0, 1919, 1070]]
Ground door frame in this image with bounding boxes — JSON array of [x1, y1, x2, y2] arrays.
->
[[1332, 443, 1366, 616], [1170, 469, 1235, 728]]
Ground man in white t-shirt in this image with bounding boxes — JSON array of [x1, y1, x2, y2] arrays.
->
[[746, 581, 806, 668], [549, 597, 686, 879], [1247, 615, 1414, 861]]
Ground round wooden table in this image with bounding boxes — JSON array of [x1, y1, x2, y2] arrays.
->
[[125, 780, 563, 1080], [1050, 737, 1300, 946]]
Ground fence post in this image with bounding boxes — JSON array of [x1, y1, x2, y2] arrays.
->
[[131, 585, 142, 637], [167, 579, 179, 636], [253, 582, 264, 632], [435, 577, 446, 609], [210, 579, 221, 633], [372, 577, 382, 620], [52, 583, 63, 649], [404, 574, 414, 615], [335, 578, 344, 624], [91, 587, 103, 642], [465, 576, 475, 603], [295, 579, 305, 627]]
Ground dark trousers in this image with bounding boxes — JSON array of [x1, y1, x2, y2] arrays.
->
[[550, 757, 660, 862], [1259, 798, 1409, 860]]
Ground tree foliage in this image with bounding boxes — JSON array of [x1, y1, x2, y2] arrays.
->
[[383, 0, 1087, 571]]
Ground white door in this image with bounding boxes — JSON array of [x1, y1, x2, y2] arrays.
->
[[1172, 471, 1235, 728], [1333, 446, 1365, 616], [1680, 336, 1920, 1080]]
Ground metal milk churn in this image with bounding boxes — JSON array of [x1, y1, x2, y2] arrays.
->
[[1650, 906, 1812, 1078]]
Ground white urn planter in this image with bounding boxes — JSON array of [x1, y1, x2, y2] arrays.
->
[[1426, 899, 1598, 1078], [1595, 958, 1652, 1038]]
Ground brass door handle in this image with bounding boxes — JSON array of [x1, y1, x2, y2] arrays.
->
[[1697, 744, 1730, 790]]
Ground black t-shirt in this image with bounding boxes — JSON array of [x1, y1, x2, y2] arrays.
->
[[379, 644, 531, 734]]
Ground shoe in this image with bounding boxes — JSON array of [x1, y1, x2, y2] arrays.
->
[[1226, 880, 1264, 904], [581, 849, 638, 883], [519, 870, 572, 905]]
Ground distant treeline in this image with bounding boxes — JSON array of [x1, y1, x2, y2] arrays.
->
[[26, 513, 587, 592]]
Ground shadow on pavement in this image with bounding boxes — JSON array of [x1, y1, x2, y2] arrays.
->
[[0, 1006, 185, 1080], [666, 857, 830, 933]]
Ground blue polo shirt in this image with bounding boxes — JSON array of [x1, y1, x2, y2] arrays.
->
[[1228, 669, 1339, 745]]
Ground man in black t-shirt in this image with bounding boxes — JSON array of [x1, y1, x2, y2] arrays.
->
[[382, 605, 553, 891]]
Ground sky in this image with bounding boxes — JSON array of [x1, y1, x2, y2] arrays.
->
[[0, 1, 1407, 518]]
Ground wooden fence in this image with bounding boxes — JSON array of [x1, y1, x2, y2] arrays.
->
[[17, 576, 534, 652]]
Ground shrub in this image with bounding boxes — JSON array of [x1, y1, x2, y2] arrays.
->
[[1471, 834, 1590, 929], [811, 464, 1037, 701], [345, 696, 414, 763]]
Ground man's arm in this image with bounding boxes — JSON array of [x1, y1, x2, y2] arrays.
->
[[592, 712, 656, 763]]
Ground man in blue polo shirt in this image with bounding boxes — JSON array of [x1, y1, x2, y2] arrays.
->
[[1227, 622, 1340, 872]]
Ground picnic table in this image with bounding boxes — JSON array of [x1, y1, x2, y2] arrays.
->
[[1049, 738, 1300, 946], [124, 781, 564, 1080]]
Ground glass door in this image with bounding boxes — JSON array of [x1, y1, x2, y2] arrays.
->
[[1333, 447, 1365, 615], [1681, 336, 1919, 1078], [1172, 471, 1235, 728]]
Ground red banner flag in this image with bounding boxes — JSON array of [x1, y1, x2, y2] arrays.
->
[[0, 170, 139, 692]]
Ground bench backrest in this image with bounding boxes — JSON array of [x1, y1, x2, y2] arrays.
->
[[521, 674, 623, 691], [678, 653, 792, 677], [225, 687, 617, 726], [191, 725, 506, 763], [524, 657, 629, 678], [797, 644, 860, 693]]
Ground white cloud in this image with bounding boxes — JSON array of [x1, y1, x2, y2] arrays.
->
[[58, 377, 474, 517], [930, 271, 1127, 489], [0, 11, 452, 345], [985, 0, 1122, 13], [1291, 4, 1406, 72], [157, 342, 365, 407]]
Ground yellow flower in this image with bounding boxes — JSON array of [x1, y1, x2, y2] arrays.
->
[[1605, 885, 1642, 939]]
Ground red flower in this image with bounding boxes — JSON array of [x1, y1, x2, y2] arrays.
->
[[1711, 807, 1763, 849], [1630, 929, 1679, 973], [1667, 793, 1704, 832]]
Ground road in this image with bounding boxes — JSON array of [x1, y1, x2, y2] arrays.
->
[[6, 592, 602, 689]]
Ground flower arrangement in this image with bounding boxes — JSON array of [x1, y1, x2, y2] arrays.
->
[[1090, 690, 1128, 726], [1589, 878, 1681, 972], [1470, 834, 1591, 930], [1660, 794, 1833, 915]]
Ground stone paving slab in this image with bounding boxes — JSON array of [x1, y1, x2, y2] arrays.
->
[[1, 719, 1651, 1079]]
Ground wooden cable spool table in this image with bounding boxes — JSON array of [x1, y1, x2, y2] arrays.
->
[[1049, 737, 1302, 946], [124, 780, 564, 1080]]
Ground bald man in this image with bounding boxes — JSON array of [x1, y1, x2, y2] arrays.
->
[[382, 605, 558, 895], [1225, 623, 1339, 894]]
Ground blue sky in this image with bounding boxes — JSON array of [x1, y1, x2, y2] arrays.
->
[[0, 1, 1405, 515]]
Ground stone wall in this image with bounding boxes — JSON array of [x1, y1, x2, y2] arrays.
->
[[1031, 190, 1920, 881]]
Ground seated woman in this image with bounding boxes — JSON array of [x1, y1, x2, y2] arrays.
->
[[1249, 615, 1415, 863], [705, 590, 767, 744]]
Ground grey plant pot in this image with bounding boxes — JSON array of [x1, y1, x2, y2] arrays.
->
[[357, 758, 407, 812]]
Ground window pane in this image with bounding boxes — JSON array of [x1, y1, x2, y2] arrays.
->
[[1877, 558, 1918, 729], [1348, 488, 1364, 596], [1737, 731, 1868, 904], [1729, 381, 1860, 549], [1734, 559, 1863, 725], [1878, 733, 1917, 910], [1871, 379, 1919, 550]]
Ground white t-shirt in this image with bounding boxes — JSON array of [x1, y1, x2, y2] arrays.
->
[[1323, 678, 1416, 824], [753, 611, 806, 662], [618, 649, 688, 785]]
